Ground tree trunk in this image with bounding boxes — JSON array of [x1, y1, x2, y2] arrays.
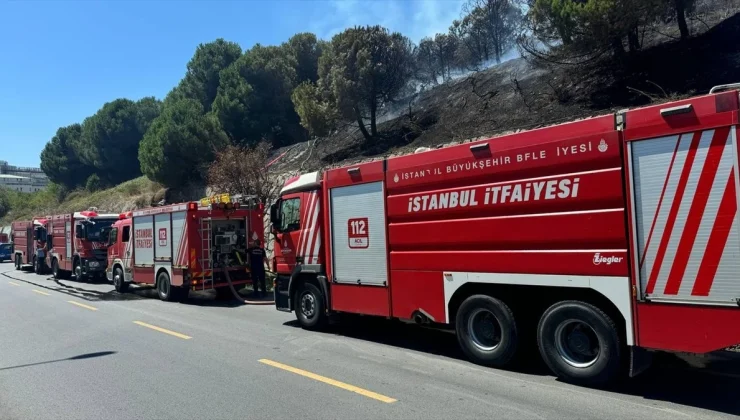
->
[[675, 0, 690, 39], [611, 37, 626, 59], [627, 27, 640, 52], [369, 100, 378, 138], [354, 106, 372, 142]]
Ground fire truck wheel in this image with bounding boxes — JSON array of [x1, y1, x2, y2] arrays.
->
[[157, 271, 176, 302], [537, 301, 621, 387], [455, 295, 518, 368], [74, 260, 87, 282], [34, 257, 45, 275], [113, 267, 128, 293], [295, 282, 327, 330]]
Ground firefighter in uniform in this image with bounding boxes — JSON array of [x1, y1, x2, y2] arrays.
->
[[248, 240, 267, 297]]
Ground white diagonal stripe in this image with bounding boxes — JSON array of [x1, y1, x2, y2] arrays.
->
[[298, 192, 316, 256], [653, 130, 714, 295], [638, 134, 689, 288], [305, 194, 320, 260], [679, 129, 733, 296], [310, 199, 322, 264]]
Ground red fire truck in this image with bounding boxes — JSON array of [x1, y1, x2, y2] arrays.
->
[[47, 209, 120, 281], [106, 194, 264, 302], [11, 217, 50, 273], [271, 85, 740, 386]]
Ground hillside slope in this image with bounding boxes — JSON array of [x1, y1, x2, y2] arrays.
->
[[0, 177, 165, 227], [271, 12, 740, 172]]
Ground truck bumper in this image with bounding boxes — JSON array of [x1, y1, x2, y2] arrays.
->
[[82, 260, 107, 276], [274, 274, 291, 312]]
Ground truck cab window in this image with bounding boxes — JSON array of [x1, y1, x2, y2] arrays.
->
[[108, 228, 118, 245], [122, 226, 130, 242], [280, 198, 301, 232]]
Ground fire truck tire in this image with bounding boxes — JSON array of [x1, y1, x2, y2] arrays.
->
[[33, 257, 45, 275], [113, 267, 128, 293], [156, 271, 176, 302], [74, 260, 87, 282], [537, 301, 621, 387], [52, 259, 70, 280], [295, 282, 327, 330], [455, 295, 518, 368]]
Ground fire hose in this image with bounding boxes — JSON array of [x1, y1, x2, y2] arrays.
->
[[220, 253, 274, 305]]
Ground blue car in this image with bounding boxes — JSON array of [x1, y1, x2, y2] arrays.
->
[[0, 243, 12, 263]]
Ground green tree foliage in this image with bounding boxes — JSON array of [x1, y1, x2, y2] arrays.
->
[[0, 188, 11, 219], [291, 81, 337, 137], [85, 174, 103, 192], [39, 124, 94, 189], [139, 99, 229, 187], [176, 39, 243, 112], [213, 44, 301, 146], [415, 33, 459, 85], [77, 97, 162, 186], [305, 25, 415, 142], [284, 33, 327, 84], [527, 0, 663, 59], [459, 0, 522, 64], [213, 34, 326, 147]]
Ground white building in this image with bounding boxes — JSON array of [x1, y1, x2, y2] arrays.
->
[[0, 161, 49, 193]]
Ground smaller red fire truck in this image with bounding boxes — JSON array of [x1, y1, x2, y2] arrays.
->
[[47, 209, 120, 282], [271, 84, 740, 386], [11, 217, 50, 273], [106, 194, 264, 302]]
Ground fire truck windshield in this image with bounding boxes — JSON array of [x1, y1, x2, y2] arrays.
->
[[83, 219, 115, 242]]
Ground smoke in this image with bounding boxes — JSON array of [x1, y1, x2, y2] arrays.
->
[[375, 46, 523, 125]]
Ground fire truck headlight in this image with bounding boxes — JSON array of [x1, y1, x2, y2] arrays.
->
[[89, 261, 100, 268]]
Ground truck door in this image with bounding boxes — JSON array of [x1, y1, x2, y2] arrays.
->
[[625, 90, 740, 305], [121, 224, 132, 274], [107, 227, 119, 269], [274, 192, 308, 273]]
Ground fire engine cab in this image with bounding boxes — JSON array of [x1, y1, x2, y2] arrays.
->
[[48, 209, 120, 281], [271, 85, 740, 386]]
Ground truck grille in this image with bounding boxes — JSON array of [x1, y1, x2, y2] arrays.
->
[[93, 248, 107, 261]]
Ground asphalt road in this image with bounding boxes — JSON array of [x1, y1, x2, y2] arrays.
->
[[1, 263, 739, 420]]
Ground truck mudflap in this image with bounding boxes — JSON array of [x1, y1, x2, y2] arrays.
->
[[275, 274, 291, 312]]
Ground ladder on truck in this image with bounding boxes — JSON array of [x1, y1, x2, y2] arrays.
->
[[199, 218, 214, 290]]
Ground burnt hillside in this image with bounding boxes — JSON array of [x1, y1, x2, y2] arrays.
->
[[270, 11, 740, 174]]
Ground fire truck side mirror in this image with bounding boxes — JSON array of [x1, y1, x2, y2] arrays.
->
[[75, 225, 84, 239]]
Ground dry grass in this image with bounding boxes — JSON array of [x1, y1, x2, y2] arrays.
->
[[0, 176, 165, 226]]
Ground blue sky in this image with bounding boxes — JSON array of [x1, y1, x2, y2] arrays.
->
[[0, 0, 465, 167]]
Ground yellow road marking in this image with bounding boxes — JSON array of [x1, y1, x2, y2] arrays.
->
[[133, 321, 192, 340], [258, 359, 397, 403], [32, 289, 50, 296], [8, 282, 20, 286], [67, 300, 98, 311]]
